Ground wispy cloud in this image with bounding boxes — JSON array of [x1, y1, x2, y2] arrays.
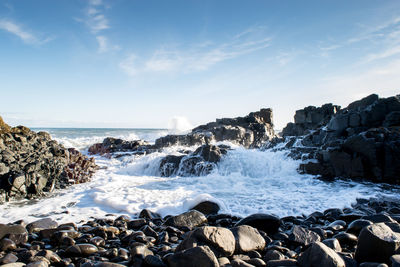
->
[[119, 54, 137, 76], [83, 0, 109, 34], [0, 19, 52, 45], [135, 28, 272, 74], [96, 35, 119, 53]]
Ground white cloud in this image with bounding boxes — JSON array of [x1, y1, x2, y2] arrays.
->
[[96, 35, 119, 53], [80, 0, 109, 34], [0, 19, 51, 45], [365, 45, 400, 62], [119, 54, 137, 76], [143, 29, 272, 73]]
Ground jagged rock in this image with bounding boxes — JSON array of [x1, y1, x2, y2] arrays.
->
[[298, 241, 345, 267], [355, 223, 400, 264], [88, 137, 150, 155], [0, 121, 97, 202], [157, 108, 274, 149], [282, 104, 340, 136], [158, 144, 228, 177]]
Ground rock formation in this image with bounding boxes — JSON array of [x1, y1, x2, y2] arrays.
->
[[281, 94, 400, 184], [0, 117, 98, 203]]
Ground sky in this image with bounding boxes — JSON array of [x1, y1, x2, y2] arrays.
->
[[1, 0, 400, 129]]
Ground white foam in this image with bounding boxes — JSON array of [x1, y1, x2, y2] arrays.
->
[[168, 116, 193, 134], [1, 144, 399, 224]]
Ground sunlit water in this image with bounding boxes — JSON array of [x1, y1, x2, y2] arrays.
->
[[0, 128, 399, 224]]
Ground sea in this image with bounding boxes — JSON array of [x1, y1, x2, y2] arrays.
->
[[1, 128, 399, 224]]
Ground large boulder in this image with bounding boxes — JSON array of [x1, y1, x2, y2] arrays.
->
[[355, 223, 400, 264], [231, 225, 266, 253], [234, 213, 280, 234], [167, 246, 219, 267], [298, 241, 345, 267], [177, 226, 236, 256], [165, 210, 207, 230]]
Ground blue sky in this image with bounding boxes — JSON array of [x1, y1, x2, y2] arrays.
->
[[1, 0, 400, 129]]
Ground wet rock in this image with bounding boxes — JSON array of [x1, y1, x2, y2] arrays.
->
[[165, 210, 207, 230], [322, 238, 342, 252], [0, 224, 28, 245], [143, 254, 166, 267], [355, 223, 400, 264], [0, 238, 16, 251], [346, 219, 373, 236], [298, 241, 345, 267], [167, 245, 219, 267], [0, 253, 18, 264], [332, 232, 358, 247], [391, 254, 400, 267], [264, 249, 285, 261], [65, 244, 99, 257], [26, 218, 58, 233], [288, 225, 320, 246], [231, 225, 266, 253], [192, 201, 220, 215], [265, 259, 298, 267], [235, 214, 280, 234], [231, 258, 255, 267]]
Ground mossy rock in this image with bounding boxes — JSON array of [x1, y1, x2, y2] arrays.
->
[[0, 116, 11, 134]]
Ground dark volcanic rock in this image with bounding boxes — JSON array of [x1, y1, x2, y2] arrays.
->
[[165, 210, 207, 230], [294, 94, 400, 184], [156, 108, 275, 149], [355, 223, 400, 264], [167, 245, 219, 267], [0, 121, 97, 202], [282, 104, 340, 136], [235, 213, 280, 234], [288, 225, 321, 246], [88, 137, 150, 155], [192, 201, 220, 215]]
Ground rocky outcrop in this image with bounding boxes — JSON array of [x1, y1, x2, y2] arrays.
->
[[282, 104, 340, 136], [88, 137, 151, 156], [156, 108, 275, 149], [280, 94, 400, 184], [0, 119, 97, 203], [159, 144, 228, 177]]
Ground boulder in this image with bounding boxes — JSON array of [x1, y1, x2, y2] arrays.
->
[[231, 225, 266, 253], [355, 223, 400, 264], [192, 201, 220, 215], [177, 226, 236, 256], [0, 224, 28, 244], [165, 210, 207, 230], [235, 213, 280, 234], [288, 225, 320, 246], [167, 245, 219, 267], [298, 241, 345, 267]]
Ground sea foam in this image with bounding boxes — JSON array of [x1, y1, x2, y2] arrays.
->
[[1, 139, 399, 224]]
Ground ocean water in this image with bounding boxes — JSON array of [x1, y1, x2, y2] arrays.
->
[[1, 128, 399, 224]]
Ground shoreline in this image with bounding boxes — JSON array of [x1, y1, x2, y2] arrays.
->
[[1, 196, 400, 266]]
